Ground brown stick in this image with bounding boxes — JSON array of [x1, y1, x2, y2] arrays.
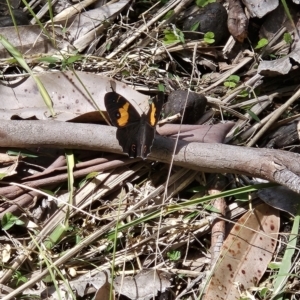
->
[[0, 155, 67, 215], [0, 120, 299, 193], [0, 157, 135, 200], [208, 175, 228, 265]]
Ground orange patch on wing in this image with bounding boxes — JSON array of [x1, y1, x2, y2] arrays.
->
[[149, 103, 157, 126], [117, 102, 130, 126]]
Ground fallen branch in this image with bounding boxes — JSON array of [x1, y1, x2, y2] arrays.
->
[[1, 120, 300, 193]]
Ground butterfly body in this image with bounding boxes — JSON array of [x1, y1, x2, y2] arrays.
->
[[104, 91, 163, 159]]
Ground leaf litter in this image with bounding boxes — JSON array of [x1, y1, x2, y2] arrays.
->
[[0, 1, 300, 299]]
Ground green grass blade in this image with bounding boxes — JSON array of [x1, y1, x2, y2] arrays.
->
[[281, 0, 299, 39], [65, 150, 75, 226], [6, 0, 22, 43], [272, 209, 300, 298], [0, 34, 55, 116], [30, 232, 76, 299], [21, 0, 56, 45], [44, 223, 68, 250], [167, 182, 277, 211], [108, 183, 277, 235]]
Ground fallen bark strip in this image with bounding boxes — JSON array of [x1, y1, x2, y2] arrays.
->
[[0, 155, 67, 216], [0, 157, 136, 217], [0, 120, 300, 193]]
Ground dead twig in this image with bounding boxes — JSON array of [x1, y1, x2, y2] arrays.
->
[[0, 120, 299, 193]]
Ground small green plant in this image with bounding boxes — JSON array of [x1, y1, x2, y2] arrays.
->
[[204, 32, 215, 44], [61, 55, 83, 70], [12, 270, 28, 286], [1, 212, 24, 230], [196, 0, 216, 7], [38, 54, 83, 70], [255, 38, 268, 49], [224, 75, 240, 88], [237, 90, 249, 98], [258, 286, 272, 298], [283, 32, 293, 44], [167, 250, 181, 261], [163, 28, 185, 44]]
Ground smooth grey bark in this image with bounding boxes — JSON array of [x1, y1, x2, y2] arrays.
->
[[0, 120, 300, 193]]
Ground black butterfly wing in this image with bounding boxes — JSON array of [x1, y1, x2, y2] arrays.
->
[[104, 92, 141, 157], [116, 125, 143, 158], [135, 92, 164, 159], [104, 92, 140, 127], [104, 91, 164, 159], [135, 116, 156, 159]]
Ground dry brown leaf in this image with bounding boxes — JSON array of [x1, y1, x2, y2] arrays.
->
[[258, 186, 300, 216], [35, 271, 111, 299], [0, 26, 56, 59], [0, 2, 129, 58], [66, 1, 130, 41], [0, 152, 20, 180], [156, 123, 235, 143], [0, 160, 18, 178], [114, 269, 171, 300], [242, 0, 278, 18], [69, 271, 111, 297], [0, 153, 20, 163], [257, 57, 292, 76], [257, 39, 300, 76], [0, 244, 11, 263], [0, 71, 149, 120], [204, 203, 279, 300], [259, 3, 295, 41], [95, 282, 113, 300]]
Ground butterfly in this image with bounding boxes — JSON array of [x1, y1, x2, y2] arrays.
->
[[104, 91, 164, 159]]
